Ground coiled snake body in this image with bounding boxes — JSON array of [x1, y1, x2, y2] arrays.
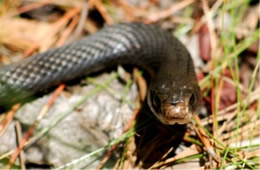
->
[[0, 23, 200, 124]]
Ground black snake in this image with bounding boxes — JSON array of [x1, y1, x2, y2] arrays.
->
[[0, 22, 201, 124]]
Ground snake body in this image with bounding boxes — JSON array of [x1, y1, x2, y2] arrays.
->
[[0, 23, 200, 124]]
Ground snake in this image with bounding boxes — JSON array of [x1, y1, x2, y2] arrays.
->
[[0, 22, 201, 125]]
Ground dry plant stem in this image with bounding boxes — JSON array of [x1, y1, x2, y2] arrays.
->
[[22, 44, 40, 58], [171, 16, 194, 25], [226, 122, 260, 144], [97, 109, 140, 169], [151, 144, 199, 169], [89, 0, 114, 25], [22, 7, 81, 58], [123, 109, 140, 132], [217, 110, 238, 137], [192, 0, 223, 34], [17, 0, 54, 15], [201, 87, 260, 126], [210, 79, 216, 134], [31, 84, 65, 125], [214, 78, 224, 135], [56, 15, 80, 47], [0, 104, 20, 138], [136, 131, 180, 168], [15, 121, 25, 170], [2, 0, 11, 13], [96, 144, 118, 170], [206, 89, 260, 141], [146, 0, 195, 22], [149, 147, 174, 169], [1, 1, 258, 169], [68, 2, 89, 42], [133, 68, 147, 102], [39, 7, 81, 51], [221, 116, 260, 142], [194, 115, 220, 163], [213, 78, 224, 159], [114, 0, 136, 21], [246, 150, 260, 159], [223, 76, 248, 94], [221, 110, 256, 136], [159, 147, 174, 162], [200, 28, 260, 91], [5, 84, 65, 170], [0, 150, 13, 161], [209, 77, 220, 163], [201, 0, 218, 52]]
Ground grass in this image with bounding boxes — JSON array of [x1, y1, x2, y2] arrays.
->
[[31, 73, 119, 145], [0, 0, 259, 169], [217, 1, 259, 168]]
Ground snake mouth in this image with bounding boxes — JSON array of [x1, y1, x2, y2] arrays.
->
[[159, 97, 192, 125]]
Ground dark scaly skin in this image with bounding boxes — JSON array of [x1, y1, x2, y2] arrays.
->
[[0, 23, 200, 124]]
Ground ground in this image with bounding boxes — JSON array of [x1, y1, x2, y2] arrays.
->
[[0, 0, 259, 169]]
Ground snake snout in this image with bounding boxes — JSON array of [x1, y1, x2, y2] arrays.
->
[[162, 97, 192, 125]]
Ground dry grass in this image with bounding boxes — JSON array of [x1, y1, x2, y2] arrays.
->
[[0, 0, 259, 169]]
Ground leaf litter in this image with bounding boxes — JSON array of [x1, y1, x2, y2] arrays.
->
[[0, 0, 259, 169]]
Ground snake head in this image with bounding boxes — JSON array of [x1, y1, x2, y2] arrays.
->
[[147, 82, 201, 125]]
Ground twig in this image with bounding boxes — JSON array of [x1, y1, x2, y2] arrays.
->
[[22, 44, 40, 58], [0, 104, 20, 138], [89, 0, 114, 25], [40, 7, 81, 51], [96, 109, 140, 169], [192, 0, 223, 34], [201, 0, 218, 56], [133, 68, 147, 102], [15, 121, 25, 170], [17, 0, 54, 15], [56, 15, 80, 47], [221, 117, 260, 142], [22, 7, 81, 58], [201, 87, 260, 126], [68, 2, 89, 42], [114, 0, 136, 21], [151, 144, 199, 169], [5, 84, 65, 170], [0, 75, 119, 161], [146, 0, 195, 22], [194, 115, 220, 164]]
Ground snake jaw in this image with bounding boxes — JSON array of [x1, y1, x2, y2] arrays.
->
[[150, 95, 192, 125], [147, 88, 194, 125], [161, 97, 192, 125]]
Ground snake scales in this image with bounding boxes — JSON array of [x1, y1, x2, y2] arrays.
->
[[0, 22, 200, 124]]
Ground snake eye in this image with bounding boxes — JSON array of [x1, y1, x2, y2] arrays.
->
[[189, 93, 196, 106], [153, 94, 161, 108]]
